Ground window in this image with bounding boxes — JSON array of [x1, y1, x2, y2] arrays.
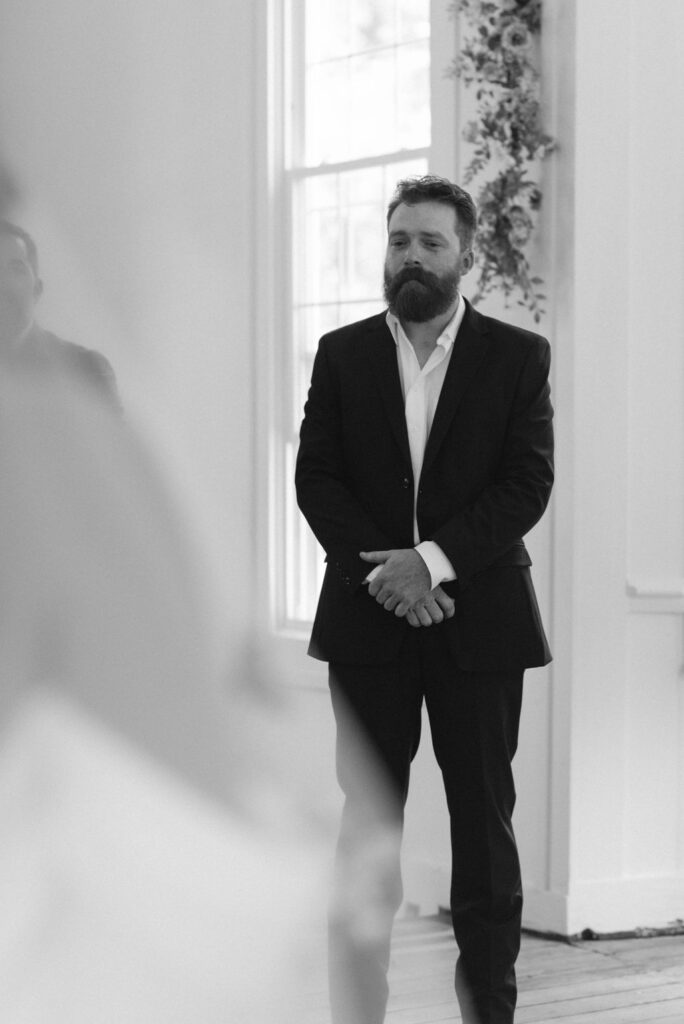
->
[[267, 0, 456, 633]]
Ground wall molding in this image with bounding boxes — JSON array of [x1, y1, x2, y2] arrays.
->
[[626, 580, 684, 614]]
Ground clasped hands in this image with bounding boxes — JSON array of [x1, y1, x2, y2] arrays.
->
[[360, 548, 455, 629]]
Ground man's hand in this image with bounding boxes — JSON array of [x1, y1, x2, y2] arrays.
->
[[405, 585, 456, 628], [360, 548, 431, 616]]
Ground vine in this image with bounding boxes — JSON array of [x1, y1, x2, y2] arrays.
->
[[449, 0, 556, 322]]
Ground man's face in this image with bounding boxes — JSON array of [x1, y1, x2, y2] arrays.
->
[[0, 232, 42, 343], [383, 201, 473, 323]]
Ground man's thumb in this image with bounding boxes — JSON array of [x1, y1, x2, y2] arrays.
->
[[359, 550, 388, 564]]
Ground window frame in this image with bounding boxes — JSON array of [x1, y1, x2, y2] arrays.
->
[[254, 0, 461, 653]]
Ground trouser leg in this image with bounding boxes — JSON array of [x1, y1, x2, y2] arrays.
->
[[328, 648, 422, 1024], [423, 634, 524, 1024]]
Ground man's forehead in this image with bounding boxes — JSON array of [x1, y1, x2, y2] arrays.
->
[[388, 200, 458, 236]]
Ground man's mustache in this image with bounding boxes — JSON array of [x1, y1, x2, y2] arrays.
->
[[390, 267, 440, 289]]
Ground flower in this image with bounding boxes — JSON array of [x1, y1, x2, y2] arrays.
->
[[502, 21, 531, 52], [480, 59, 500, 80], [506, 205, 533, 246]]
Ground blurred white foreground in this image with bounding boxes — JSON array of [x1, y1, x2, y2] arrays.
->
[[0, 370, 331, 1023]]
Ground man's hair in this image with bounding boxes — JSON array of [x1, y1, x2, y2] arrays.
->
[[0, 219, 40, 276], [386, 175, 478, 250]]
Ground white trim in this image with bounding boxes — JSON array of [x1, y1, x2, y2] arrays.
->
[[253, 0, 290, 635], [522, 876, 684, 938], [565, 875, 684, 936], [429, 0, 460, 178], [288, 148, 431, 178], [627, 580, 684, 614], [259, 2, 464, 638], [522, 886, 571, 937]]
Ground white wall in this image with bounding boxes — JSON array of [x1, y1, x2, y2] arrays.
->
[[402, 0, 684, 938], [400, 7, 556, 922], [0, 0, 257, 625], [524, 0, 684, 935]]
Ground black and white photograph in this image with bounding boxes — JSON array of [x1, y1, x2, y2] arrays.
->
[[0, 1, 682, 1021]]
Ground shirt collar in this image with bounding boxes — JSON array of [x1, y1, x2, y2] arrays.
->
[[385, 292, 465, 353]]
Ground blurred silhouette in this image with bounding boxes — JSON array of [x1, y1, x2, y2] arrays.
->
[[0, 219, 120, 411], [0, 369, 340, 1022]]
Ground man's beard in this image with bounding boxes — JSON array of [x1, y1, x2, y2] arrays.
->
[[383, 264, 460, 323]]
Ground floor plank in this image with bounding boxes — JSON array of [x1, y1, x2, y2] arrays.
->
[[305, 916, 684, 1023]]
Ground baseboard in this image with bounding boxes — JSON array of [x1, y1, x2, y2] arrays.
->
[[405, 871, 684, 938]]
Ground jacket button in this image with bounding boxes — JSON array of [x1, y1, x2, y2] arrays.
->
[[402, 477, 410, 489]]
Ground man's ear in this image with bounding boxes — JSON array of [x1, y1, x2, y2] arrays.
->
[[460, 249, 475, 276], [33, 277, 44, 301]]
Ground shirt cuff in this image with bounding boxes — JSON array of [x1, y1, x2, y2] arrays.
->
[[415, 541, 457, 590]]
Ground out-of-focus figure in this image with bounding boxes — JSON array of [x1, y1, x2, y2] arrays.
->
[[0, 370, 328, 1023], [0, 219, 120, 410]]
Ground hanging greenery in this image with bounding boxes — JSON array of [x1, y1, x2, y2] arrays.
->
[[449, 0, 556, 322]]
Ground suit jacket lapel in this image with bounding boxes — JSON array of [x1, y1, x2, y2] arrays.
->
[[364, 316, 412, 470], [422, 301, 491, 474]]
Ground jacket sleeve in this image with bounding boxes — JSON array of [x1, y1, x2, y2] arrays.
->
[[295, 338, 395, 591], [432, 336, 554, 585]]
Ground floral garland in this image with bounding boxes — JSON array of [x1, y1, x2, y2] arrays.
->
[[449, 0, 556, 322]]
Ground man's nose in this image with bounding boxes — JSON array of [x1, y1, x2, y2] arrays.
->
[[403, 242, 421, 265]]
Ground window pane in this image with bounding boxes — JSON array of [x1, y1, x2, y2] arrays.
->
[[350, 0, 398, 51], [283, 0, 431, 628], [305, 60, 350, 167], [396, 40, 431, 150], [305, 0, 351, 63], [304, 0, 430, 165], [293, 158, 425, 320], [397, 0, 430, 43]]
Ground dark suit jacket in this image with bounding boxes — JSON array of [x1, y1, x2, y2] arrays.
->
[[295, 300, 554, 672], [4, 324, 121, 412]]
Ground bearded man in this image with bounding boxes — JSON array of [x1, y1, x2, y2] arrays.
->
[[295, 175, 554, 1024]]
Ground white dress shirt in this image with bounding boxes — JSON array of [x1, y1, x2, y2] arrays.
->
[[367, 296, 464, 590]]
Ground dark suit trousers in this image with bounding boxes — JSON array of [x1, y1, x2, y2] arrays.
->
[[328, 628, 524, 1024]]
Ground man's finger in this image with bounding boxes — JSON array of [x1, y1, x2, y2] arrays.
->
[[406, 609, 420, 627], [437, 596, 455, 618], [424, 599, 443, 624], [383, 594, 399, 612], [359, 550, 390, 564], [433, 589, 456, 619], [416, 605, 432, 627]]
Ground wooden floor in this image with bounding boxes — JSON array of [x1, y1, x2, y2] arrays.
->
[[305, 915, 684, 1022]]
